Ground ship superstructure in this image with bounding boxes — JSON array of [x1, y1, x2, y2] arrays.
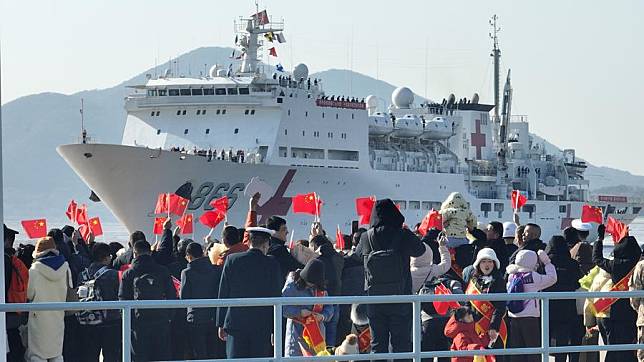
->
[[57, 10, 640, 239]]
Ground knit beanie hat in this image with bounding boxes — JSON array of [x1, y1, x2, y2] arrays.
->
[[473, 248, 500, 270], [33, 237, 59, 258], [300, 259, 325, 289], [506, 249, 537, 274]]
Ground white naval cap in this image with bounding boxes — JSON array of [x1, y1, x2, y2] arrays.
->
[[571, 218, 593, 231], [503, 222, 517, 238], [246, 226, 276, 237]]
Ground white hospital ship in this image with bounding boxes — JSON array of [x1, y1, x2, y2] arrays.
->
[[57, 10, 640, 240]]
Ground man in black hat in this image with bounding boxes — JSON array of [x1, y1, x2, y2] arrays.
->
[[217, 227, 282, 358]]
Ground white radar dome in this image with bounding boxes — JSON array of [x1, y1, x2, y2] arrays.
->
[[392, 87, 414, 109], [365, 95, 378, 112], [293, 63, 309, 80]]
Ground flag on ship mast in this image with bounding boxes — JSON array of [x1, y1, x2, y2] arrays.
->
[[268, 47, 278, 57], [275, 32, 286, 43], [264, 32, 274, 42], [252, 10, 269, 25], [276, 63, 284, 72]]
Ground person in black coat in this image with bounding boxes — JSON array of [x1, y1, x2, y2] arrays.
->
[[544, 236, 583, 362], [310, 234, 344, 345], [217, 227, 283, 359], [593, 226, 639, 362], [119, 240, 177, 361], [355, 198, 425, 359], [180, 242, 225, 359], [508, 223, 546, 265], [484, 222, 510, 272], [112, 230, 146, 270], [266, 216, 304, 284]]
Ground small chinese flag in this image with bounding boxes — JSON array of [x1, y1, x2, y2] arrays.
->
[[153, 217, 167, 235], [154, 193, 169, 214], [432, 283, 460, 316], [335, 225, 345, 250], [65, 200, 77, 223], [606, 216, 629, 243], [511, 190, 527, 210], [581, 205, 603, 224], [355, 196, 376, 225], [199, 210, 226, 229], [88, 217, 103, 237], [292, 192, 322, 216], [177, 214, 194, 234], [209, 196, 229, 213], [21, 219, 48, 239], [269, 47, 278, 57], [168, 194, 189, 216], [418, 209, 443, 236], [171, 276, 181, 298], [75, 204, 88, 226]]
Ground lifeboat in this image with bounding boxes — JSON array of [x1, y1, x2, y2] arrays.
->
[[368, 112, 393, 135], [391, 114, 423, 137], [420, 117, 453, 140]]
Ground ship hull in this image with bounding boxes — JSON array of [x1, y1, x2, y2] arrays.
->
[[57, 144, 639, 241]]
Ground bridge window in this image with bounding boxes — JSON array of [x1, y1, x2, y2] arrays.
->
[[203, 88, 214, 95], [147, 89, 157, 96], [184, 129, 189, 135], [169, 89, 180, 96], [227, 88, 238, 95], [239, 88, 250, 95], [328, 149, 359, 161], [215, 88, 226, 95], [158, 89, 167, 96], [180, 89, 191, 96], [191, 89, 203, 96]]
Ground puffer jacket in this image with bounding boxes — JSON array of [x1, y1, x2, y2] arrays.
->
[[629, 260, 644, 326], [544, 237, 583, 322], [180, 257, 222, 324], [439, 192, 476, 238], [410, 243, 451, 293], [506, 252, 557, 318], [444, 315, 490, 362], [316, 242, 344, 296], [583, 266, 613, 326]]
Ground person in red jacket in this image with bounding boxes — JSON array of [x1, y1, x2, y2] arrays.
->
[[444, 307, 491, 362]]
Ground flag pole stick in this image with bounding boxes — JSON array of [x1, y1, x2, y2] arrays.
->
[[314, 193, 320, 223], [289, 229, 294, 250], [167, 193, 171, 218]]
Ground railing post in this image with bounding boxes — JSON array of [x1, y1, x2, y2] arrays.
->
[[413, 300, 422, 362], [274, 302, 283, 361], [541, 297, 550, 362], [122, 307, 132, 362]]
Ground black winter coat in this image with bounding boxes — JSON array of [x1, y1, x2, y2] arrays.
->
[[341, 253, 365, 296], [544, 238, 583, 322], [80, 262, 121, 322], [267, 236, 303, 285], [509, 238, 546, 265], [593, 236, 640, 322], [316, 242, 344, 296], [180, 257, 222, 324]]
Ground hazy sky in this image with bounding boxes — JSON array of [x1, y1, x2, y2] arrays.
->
[[1, 0, 643, 174]]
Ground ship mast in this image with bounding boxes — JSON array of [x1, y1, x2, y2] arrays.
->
[[236, 9, 284, 76], [489, 15, 501, 119]]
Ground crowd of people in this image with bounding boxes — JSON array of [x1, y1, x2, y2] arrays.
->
[[3, 191, 644, 361]]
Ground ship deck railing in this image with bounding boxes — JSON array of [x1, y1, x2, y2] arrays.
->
[[2, 290, 643, 361]]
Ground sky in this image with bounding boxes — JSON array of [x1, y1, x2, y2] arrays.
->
[[1, 0, 643, 174]]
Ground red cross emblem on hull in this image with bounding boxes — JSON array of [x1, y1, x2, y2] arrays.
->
[[471, 119, 486, 159]]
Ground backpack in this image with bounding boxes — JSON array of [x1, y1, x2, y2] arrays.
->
[[507, 272, 533, 314], [133, 272, 167, 320], [7, 255, 29, 305], [364, 229, 405, 295], [76, 266, 111, 325]]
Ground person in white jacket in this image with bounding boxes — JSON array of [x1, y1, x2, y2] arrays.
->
[[410, 235, 451, 293], [506, 249, 557, 362]]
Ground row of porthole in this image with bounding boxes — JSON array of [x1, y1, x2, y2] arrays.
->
[[150, 109, 228, 117], [286, 109, 355, 120], [284, 129, 348, 139], [156, 128, 241, 136]]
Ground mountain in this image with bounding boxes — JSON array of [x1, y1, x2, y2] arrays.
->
[[2, 46, 643, 225]]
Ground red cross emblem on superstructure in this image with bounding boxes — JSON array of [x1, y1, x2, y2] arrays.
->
[[470, 119, 486, 159]]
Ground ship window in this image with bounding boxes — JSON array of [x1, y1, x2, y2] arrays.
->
[[250, 109, 255, 115], [176, 110, 181, 115], [196, 110, 201, 115], [494, 203, 504, 218], [352, 113, 354, 119], [184, 129, 189, 135], [393, 200, 406, 210], [336, 114, 339, 119], [285, 129, 288, 135], [244, 109, 249, 115], [150, 111, 155, 116], [180, 89, 191, 96], [234, 128, 239, 134], [216, 109, 221, 115], [157, 129, 161, 135], [291, 147, 324, 159], [203, 88, 214, 95], [222, 109, 227, 115], [215, 88, 226, 95], [277, 97, 283, 103], [322, 112, 325, 118], [156, 111, 160, 116], [158, 89, 167, 96], [191, 89, 203, 96], [288, 110, 291, 116], [481, 202, 491, 218], [409, 201, 420, 210], [422, 201, 432, 210], [205, 128, 210, 134], [239, 88, 250, 95], [227, 88, 238, 95], [559, 205, 567, 213], [279, 146, 287, 157], [522, 204, 536, 218], [169, 89, 180, 96], [305, 111, 308, 117], [147, 89, 157, 96], [633, 207, 642, 214], [328, 149, 358, 161], [202, 109, 206, 115], [182, 110, 186, 115]]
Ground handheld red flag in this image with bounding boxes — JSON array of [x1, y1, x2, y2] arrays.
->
[[153, 217, 167, 235], [168, 194, 189, 216], [511, 190, 527, 210], [21, 219, 48, 239], [171, 276, 181, 298], [432, 283, 460, 316], [209, 196, 229, 213], [581, 205, 603, 224], [177, 214, 194, 234], [154, 193, 169, 214], [78, 224, 91, 242], [88, 217, 103, 237], [606, 216, 629, 243], [418, 209, 443, 236], [292, 192, 322, 216], [355, 196, 376, 225], [75, 204, 88, 226], [335, 225, 345, 250], [199, 210, 226, 229], [65, 200, 77, 223]]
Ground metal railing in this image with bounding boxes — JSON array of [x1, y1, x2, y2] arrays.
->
[[2, 290, 644, 362]]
